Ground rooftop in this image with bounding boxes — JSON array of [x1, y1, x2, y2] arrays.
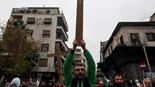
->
[[103, 22, 155, 54]]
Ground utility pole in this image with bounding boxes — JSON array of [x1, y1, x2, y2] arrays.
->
[[143, 46, 152, 80]]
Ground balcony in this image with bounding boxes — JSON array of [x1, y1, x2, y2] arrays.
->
[[57, 16, 68, 32], [44, 18, 52, 24], [27, 18, 35, 24], [12, 8, 26, 14], [11, 15, 23, 22], [56, 26, 68, 41], [55, 39, 68, 51]]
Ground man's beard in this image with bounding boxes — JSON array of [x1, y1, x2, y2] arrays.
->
[[77, 73, 84, 79]]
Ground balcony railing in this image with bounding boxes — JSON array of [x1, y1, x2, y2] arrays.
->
[[44, 18, 52, 24], [56, 26, 68, 41], [57, 16, 68, 32], [27, 18, 35, 24]]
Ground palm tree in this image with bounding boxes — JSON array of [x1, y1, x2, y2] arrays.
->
[[0, 21, 39, 77]]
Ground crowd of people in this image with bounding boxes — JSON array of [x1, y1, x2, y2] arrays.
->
[[0, 70, 153, 87], [0, 40, 153, 87], [0, 76, 65, 87], [95, 68, 152, 87]]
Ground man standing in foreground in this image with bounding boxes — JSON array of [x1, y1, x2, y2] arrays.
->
[[63, 40, 96, 87]]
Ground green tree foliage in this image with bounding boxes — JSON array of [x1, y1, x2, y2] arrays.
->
[[0, 21, 39, 76], [0, 22, 5, 40]]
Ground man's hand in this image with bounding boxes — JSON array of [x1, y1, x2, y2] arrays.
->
[[72, 40, 78, 50], [79, 40, 87, 51], [73, 40, 87, 51]]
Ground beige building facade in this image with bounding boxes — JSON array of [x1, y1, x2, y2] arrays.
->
[[104, 23, 155, 58], [98, 13, 155, 82], [9, 7, 69, 80], [99, 14, 155, 81]]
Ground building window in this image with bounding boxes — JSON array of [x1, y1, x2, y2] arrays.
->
[[108, 49, 111, 55], [39, 59, 48, 67], [130, 33, 139, 40], [26, 10, 31, 13], [46, 10, 50, 14], [110, 46, 113, 52], [41, 44, 49, 52], [130, 33, 141, 46], [146, 33, 155, 41], [27, 17, 35, 24], [57, 17, 67, 32], [120, 36, 124, 45], [54, 57, 57, 69], [12, 15, 23, 22], [32, 9, 38, 13], [42, 30, 50, 38], [56, 29, 61, 39], [44, 18, 52, 24], [19, 10, 25, 13], [27, 30, 33, 37]]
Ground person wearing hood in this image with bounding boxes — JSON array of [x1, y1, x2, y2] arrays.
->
[[9, 77, 21, 87], [63, 40, 96, 87], [96, 68, 109, 87]]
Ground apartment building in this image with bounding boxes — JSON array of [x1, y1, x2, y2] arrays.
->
[[99, 13, 155, 82], [9, 7, 69, 81], [73, 49, 86, 65], [100, 41, 107, 63], [150, 13, 155, 21]]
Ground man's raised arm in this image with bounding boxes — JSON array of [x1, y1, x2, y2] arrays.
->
[[80, 40, 96, 84], [63, 40, 78, 85]]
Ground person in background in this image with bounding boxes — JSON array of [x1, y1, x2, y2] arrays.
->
[[39, 81, 47, 87], [21, 80, 28, 87], [96, 68, 109, 87], [143, 78, 152, 87], [96, 69, 103, 79], [111, 74, 128, 87], [9, 77, 21, 87], [0, 75, 5, 87], [5, 81, 10, 87], [27, 77, 33, 87], [47, 80, 54, 87], [95, 81, 99, 87], [94, 79, 104, 87], [33, 80, 39, 87]]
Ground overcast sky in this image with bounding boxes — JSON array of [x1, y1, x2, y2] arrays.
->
[[0, 0, 155, 64]]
